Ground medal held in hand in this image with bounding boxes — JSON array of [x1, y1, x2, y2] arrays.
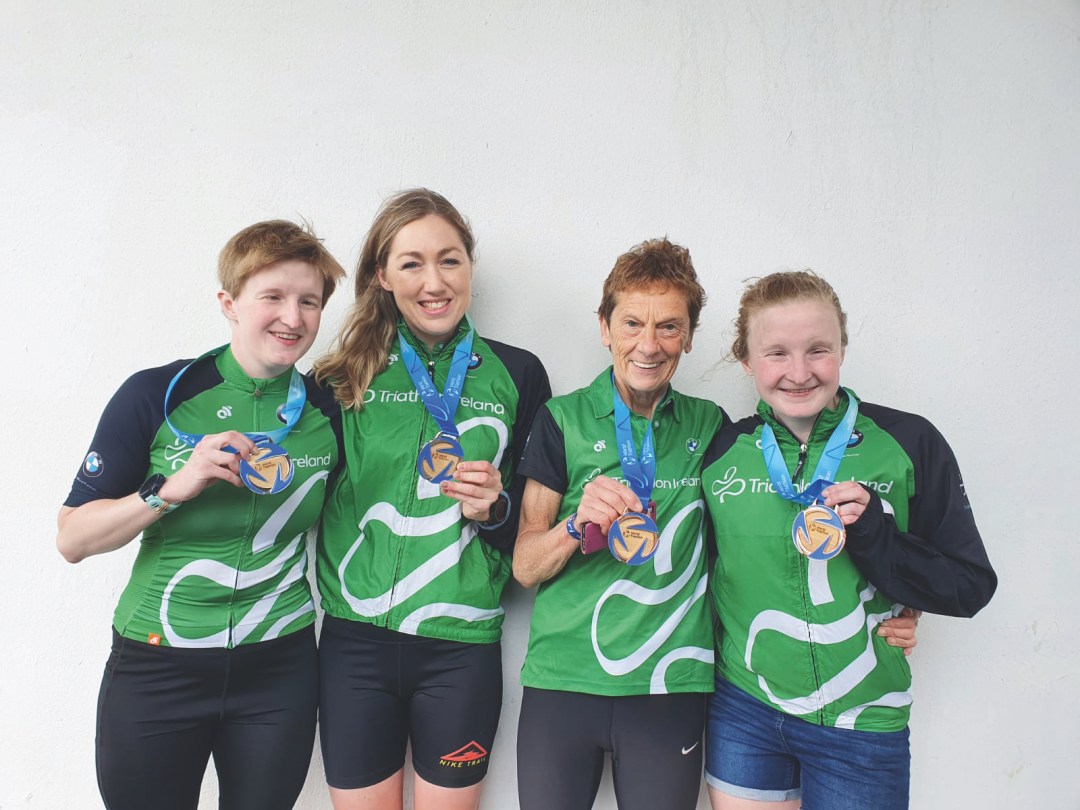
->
[[609, 509, 661, 565], [418, 433, 465, 484], [240, 438, 295, 495], [792, 503, 845, 560]]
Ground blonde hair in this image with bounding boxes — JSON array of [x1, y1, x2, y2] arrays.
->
[[730, 270, 848, 361], [314, 189, 475, 409], [218, 220, 345, 305]]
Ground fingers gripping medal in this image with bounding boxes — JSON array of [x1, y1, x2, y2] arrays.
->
[[397, 321, 476, 489], [417, 433, 465, 484], [607, 374, 661, 566], [163, 345, 307, 496], [792, 503, 845, 560]]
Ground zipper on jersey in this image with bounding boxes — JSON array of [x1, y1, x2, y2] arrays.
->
[[792, 444, 808, 482]]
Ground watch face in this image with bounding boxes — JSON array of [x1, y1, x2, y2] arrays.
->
[[139, 473, 167, 500]]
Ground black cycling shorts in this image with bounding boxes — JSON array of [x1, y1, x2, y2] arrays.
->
[[96, 625, 318, 810], [516, 686, 706, 810], [319, 616, 502, 789]]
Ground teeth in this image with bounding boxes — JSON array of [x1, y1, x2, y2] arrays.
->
[[272, 332, 300, 340], [420, 300, 449, 310], [632, 360, 662, 369]]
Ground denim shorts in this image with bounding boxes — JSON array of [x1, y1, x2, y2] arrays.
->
[[705, 677, 910, 810]]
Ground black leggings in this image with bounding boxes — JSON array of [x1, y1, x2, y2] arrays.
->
[[517, 687, 706, 810], [95, 626, 318, 810]]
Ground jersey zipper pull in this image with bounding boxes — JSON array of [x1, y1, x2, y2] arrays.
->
[[792, 443, 808, 482]]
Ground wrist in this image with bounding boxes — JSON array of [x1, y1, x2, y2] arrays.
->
[[139, 474, 181, 515], [477, 491, 511, 530], [565, 512, 583, 541]]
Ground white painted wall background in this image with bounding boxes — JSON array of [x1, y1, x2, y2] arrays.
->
[[2, 1, 1076, 807]]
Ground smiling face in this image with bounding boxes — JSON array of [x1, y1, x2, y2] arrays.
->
[[741, 297, 845, 441], [376, 214, 474, 349], [599, 284, 693, 417], [218, 259, 324, 379]]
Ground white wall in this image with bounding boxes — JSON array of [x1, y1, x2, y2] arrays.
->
[[3, 1, 1077, 807]]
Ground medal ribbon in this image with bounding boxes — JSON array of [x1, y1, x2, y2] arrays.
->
[[163, 345, 307, 448], [611, 371, 657, 507], [759, 388, 858, 505], [397, 318, 475, 438]]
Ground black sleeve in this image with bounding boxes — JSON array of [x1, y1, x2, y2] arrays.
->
[[64, 361, 189, 507], [516, 404, 568, 496], [303, 372, 347, 491], [843, 406, 997, 618], [476, 342, 553, 553]]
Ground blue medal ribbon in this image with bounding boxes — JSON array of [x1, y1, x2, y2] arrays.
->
[[397, 319, 475, 439], [611, 371, 657, 507], [163, 345, 307, 448], [759, 388, 858, 506]]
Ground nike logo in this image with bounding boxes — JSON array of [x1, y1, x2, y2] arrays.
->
[[681, 742, 700, 755]]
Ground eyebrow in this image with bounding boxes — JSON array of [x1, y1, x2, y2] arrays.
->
[[394, 246, 464, 260]]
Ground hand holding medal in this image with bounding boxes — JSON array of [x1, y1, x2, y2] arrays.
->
[[439, 460, 505, 522], [163, 347, 308, 496], [154, 430, 257, 504], [572, 376, 662, 566]]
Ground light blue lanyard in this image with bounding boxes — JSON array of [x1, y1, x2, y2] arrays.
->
[[759, 389, 858, 505], [611, 372, 657, 506], [163, 345, 306, 447], [397, 319, 475, 438]]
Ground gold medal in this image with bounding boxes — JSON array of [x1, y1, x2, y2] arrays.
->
[[417, 435, 464, 484], [792, 504, 846, 560], [608, 511, 661, 565]]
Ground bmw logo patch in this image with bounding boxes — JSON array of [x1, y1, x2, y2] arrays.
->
[[83, 451, 104, 477]]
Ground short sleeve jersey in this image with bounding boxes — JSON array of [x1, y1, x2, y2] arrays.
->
[[701, 389, 996, 731], [517, 369, 724, 696], [65, 348, 343, 648], [317, 322, 551, 644]]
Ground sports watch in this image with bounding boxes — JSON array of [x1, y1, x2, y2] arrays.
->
[[138, 473, 180, 514], [477, 490, 511, 530]]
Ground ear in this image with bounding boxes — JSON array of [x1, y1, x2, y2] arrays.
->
[[217, 289, 238, 322], [838, 346, 846, 366], [375, 265, 393, 292], [598, 312, 612, 349], [740, 357, 754, 376], [683, 331, 694, 355]]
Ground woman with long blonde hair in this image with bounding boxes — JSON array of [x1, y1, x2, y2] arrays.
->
[[315, 188, 550, 810]]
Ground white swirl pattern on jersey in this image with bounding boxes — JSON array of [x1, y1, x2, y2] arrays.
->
[[160, 472, 327, 648], [339, 416, 509, 628], [590, 500, 712, 692], [745, 582, 912, 718]]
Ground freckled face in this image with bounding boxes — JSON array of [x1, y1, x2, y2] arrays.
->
[[219, 260, 324, 379], [599, 285, 693, 416], [742, 298, 845, 438], [377, 215, 473, 348]]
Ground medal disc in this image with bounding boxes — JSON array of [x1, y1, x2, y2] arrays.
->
[[608, 511, 661, 565], [792, 504, 846, 560], [418, 435, 464, 484], [240, 441, 295, 495]]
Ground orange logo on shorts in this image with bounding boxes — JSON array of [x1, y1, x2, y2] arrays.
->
[[148, 633, 162, 646], [439, 741, 489, 767]]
